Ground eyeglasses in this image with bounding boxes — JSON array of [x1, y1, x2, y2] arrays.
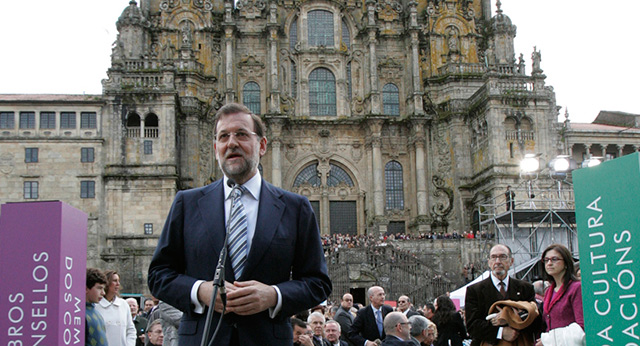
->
[[215, 130, 257, 143], [489, 254, 510, 261], [542, 257, 563, 264], [398, 300, 407, 303], [398, 322, 411, 326]]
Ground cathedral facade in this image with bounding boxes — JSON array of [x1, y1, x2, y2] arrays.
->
[[2, 0, 639, 294]]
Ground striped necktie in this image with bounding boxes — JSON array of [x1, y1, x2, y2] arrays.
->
[[499, 281, 507, 298], [228, 186, 248, 279]]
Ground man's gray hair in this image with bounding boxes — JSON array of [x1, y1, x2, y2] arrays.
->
[[307, 311, 325, 323], [408, 315, 428, 336], [326, 320, 341, 332]]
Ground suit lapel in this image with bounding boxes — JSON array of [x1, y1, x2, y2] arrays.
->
[[197, 181, 226, 259], [196, 181, 235, 279], [240, 180, 285, 280]]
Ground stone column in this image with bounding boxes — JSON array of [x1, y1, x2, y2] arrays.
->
[[585, 143, 592, 157], [224, 27, 235, 102], [223, 2, 236, 103], [367, 120, 384, 216], [270, 138, 282, 186], [318, 160, 331, 235], [268, 2, 279, 113], [269, 119, 284, 187], [366, 0, 380, 114], [408, 1, 424, 115], [617, 144, 623, 158], [412, 121, 427, 216]]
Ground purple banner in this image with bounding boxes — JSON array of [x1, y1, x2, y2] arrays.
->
[[1, 201, 88, 346]]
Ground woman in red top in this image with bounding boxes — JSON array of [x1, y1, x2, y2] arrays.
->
[[535, 244, 584, 346]]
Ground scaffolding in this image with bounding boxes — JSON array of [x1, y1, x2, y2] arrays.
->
[[478, 180, 578, 279]]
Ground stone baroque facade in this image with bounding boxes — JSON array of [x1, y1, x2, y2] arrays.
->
[[1, 0, 640, 294]]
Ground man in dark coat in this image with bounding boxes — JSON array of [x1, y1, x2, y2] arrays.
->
[[349, 286, 393, 346], [465, 244, 540, 346]]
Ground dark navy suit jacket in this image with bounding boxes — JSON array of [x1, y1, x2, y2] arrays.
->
[[148, 179, 332, 345], [349, 304, 394, 345]]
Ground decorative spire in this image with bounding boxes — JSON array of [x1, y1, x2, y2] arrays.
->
[[496, 0, 502, 15]]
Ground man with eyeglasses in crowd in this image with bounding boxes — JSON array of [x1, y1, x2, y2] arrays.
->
[[148, 103, 332, 345], [380, 312, 412, 346], [465, 244, 539, 346], [334, 293, 356, 346], [396, 295, 420, 318]]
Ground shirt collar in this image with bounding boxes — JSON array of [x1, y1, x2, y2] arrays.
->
[[490, 272, 510, 290], [224, 171, 261, 201], [98, 296, 122, 308]]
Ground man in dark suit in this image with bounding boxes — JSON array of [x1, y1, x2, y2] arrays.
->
[[380, 312, 412, 346], [465, 244, 538, 346], [396, 296, 420, 318], [349, 286, 393, 346], [334, 293, 355, 346], [308, 312, 331, 346], [325, 320, 349, 346], [148, 103, 332, 346]]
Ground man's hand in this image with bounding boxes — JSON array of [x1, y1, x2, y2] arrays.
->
[[225, 280, 277, 315], [297, 334, 314, 346], [502, 327, 519, 342], [196, 281, 238, 313], [490, 306, 507, 326], [365, 340, 380, 346]]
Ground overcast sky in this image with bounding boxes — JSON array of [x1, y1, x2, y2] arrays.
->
[[0, 0, 637, 123]]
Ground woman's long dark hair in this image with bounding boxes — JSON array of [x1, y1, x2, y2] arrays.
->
[[540, 243, 579, 287], [432, 295, 457, 327]]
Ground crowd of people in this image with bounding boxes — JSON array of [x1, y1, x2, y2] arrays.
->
[[321, 231, 495, 251], [288, 243, 583, 346], [85, 242, 582, 346], [84, 268, 181, 346]]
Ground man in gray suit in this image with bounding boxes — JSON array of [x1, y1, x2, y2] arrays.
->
[[334, 293, 355, 346]]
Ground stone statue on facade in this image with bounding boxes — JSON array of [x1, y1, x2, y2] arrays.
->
[[532, 46, 542, 74]]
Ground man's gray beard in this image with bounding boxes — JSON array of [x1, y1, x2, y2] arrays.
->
[[220, 155, 258, 182]]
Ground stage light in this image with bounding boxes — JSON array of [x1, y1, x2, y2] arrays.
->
[[549, 155, 577, 181], [520, 154, 540, 173], [582, 157, 603, 168]]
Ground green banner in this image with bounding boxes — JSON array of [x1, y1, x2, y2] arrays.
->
[[573, 152, 640, 345]]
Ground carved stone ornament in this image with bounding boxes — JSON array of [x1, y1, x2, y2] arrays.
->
[[351, 143, 363, 163], [236, 0, 266, 19], [430, 175, 453, 227], [0, 153, 14, 174], [375, 0, 403, 22], [285, 143, 297, 163], [161, 0, 213, 11]]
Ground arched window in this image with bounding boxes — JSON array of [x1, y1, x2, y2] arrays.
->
[[144, 113, 159, 138], [309, 68, 336, 116], [385, 160, 404, 210], [520, 117, 532, 131], [341, 18, 350, 49], [294, 163, 321, 187], [308, 10, 334, 47], [243, 82, 261, 115], [126, 112, 141, 138], [289, 18, 297, 50], [382, 83, 400, 116], [328, 164, 354, 187]]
